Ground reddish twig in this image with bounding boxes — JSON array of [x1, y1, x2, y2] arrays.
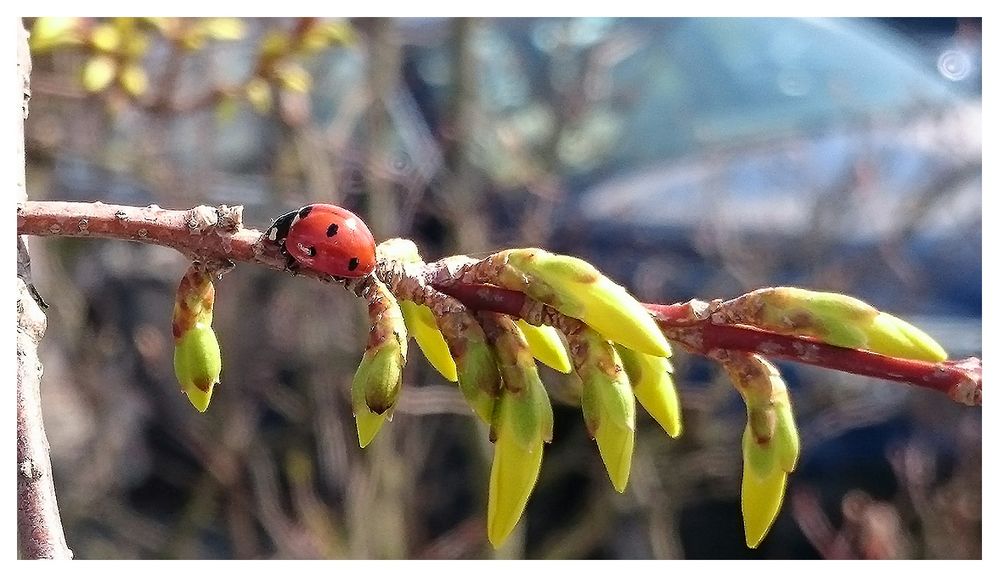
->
[[433, 283, 981, 406], [17, 201, 982, 407]]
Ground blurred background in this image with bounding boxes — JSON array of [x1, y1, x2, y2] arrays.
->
[[22, 17, 981, 559]]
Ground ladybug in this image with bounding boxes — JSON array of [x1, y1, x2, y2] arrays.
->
[[265, 204, 376, 278]]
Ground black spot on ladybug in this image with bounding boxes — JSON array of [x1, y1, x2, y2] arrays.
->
[[298, 205, 313, 220], [304, 245, 317, 257], [326, 223, 339, 237], [348, 257, 360, 271]]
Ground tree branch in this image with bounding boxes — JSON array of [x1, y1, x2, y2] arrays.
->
[[17, 201, 982, 408], [433, 282, 981, 406], [17, 23, 72, 560]]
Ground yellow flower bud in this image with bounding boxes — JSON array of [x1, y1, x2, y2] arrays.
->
[[516, 319, 572, 374], [174, 324, 222, 413], [493, 249, 670, 358], [172, 266, 221, 412], [569, 326, 635, 492], [726, 287, 947, 362], [351, 279, 407, 446], [486, 370, 552, 546], [718, 352, 800, 548], [400, 300, 458, 382], [616, 344, 682, 438]]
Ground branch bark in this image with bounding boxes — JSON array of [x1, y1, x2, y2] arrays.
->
[[17, 22, 72, 560], [17, 200, 982, 408]]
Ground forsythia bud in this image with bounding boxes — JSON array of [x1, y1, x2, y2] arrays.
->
[[724, 287, 947, 362], [718, 352, 800, 549], [516, 319, 572, 374], [482, 314, 554, 547], [490, 249, 671, 358], [615, 344, 682, 438], [351, 279, 408, 447], [174, 325, 222, 413], [400, 300, 458, 382], [568, 325, 636, 493], [433, 308, 500, 425], [172, 266, 222, 412]]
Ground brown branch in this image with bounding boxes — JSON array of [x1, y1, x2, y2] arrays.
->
[[17, 201, 982, 408], [431, 283, 981, 406], [15, 200, 349, 288], [17, 23, 72, 560]]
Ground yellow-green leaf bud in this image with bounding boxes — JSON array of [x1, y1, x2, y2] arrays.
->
[[172, 266, 221, 412], [517, 319, 572, 374], [718, 352, 800, 548], [174, 324, 222, 413], [615, 344, 682, 438], [742, 427, 789, 549], [400, 300, 458, 382], [568, 325, 635, 492], [723, 287, 946, 362], [351, 279, 407, 446], [491, 249, 670, 358], [485, 323, 553, 547]]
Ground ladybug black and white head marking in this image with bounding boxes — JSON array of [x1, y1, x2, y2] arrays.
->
[[265, 209, 299, 245]]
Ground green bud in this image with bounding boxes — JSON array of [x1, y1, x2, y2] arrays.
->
[[729, 287, 946, 362], [570, 326, 635, 493], [742, 427, 788, 549], [352, 338, 405, 417], [516, 319, 572, 374], [493, 249, 670, 358], [487, 366, 553, 547], [400, 300, 458, 382], [615, 344, 682, 438], [719, 352, 800, 548], [434, 309, 500, 425], [351, 365, 390, 449], [172, 266, 221, 412], [174, 324, 222, 413], [351, 280, 408, 446]]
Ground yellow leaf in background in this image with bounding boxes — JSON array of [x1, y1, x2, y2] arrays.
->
[[276, 62, 312, 93], [245, 78, 273, 115], [30, 17, 84, 53], [90, 23, 121, 52], [301, 21, 356, 53], [215, 95, 239, 124], [82, 55, 118, 93], [202, 18, 246, 41], [119, 64, 148, 97], [261, 30, 291, 59]]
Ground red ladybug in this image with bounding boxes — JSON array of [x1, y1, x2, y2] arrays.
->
[[265, 204, 376, 278]]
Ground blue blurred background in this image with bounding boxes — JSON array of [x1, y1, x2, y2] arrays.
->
[[24, 17, 980, 559]]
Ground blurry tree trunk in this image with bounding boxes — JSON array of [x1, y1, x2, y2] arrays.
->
[[443, 18, 488, 253], [16, 22, 72, 560], [361, 18, 401, 239]]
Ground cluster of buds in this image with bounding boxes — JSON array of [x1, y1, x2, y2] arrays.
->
[[367, 245, 955, 549], [161, 216, 956, 551], [370, 244, 681, 546], [172, 264, 223, 412]]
